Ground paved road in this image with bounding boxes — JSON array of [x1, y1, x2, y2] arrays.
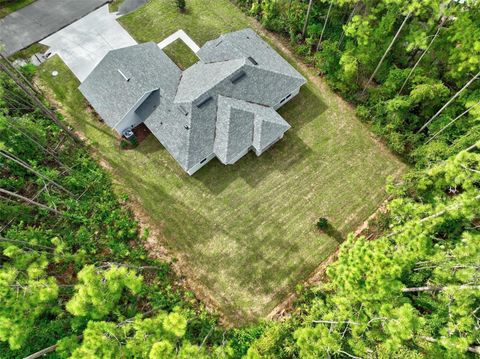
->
[[0, 0, 108, 56], [41, 5, 136, 82]]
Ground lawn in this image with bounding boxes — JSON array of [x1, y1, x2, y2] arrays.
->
[[162, 39, 198, 70], [37, 0, 406, 324], [0, 0, 35, 18], [119, 0, 248, 45], [109, 0, 124, 12], [8, 43, 48, 61]]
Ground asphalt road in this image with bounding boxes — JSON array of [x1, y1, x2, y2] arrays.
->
[[0, 0, 109, 56]]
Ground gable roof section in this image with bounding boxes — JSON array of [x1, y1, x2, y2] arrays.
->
[[197, 28, 305, 81], [214, 96, 290, 164], [174, 59, 245, 103], [252, 112, 290, 153], [79, 42, 181, 128], [215, 104, 254, 164], [228, 63, 305, 107]]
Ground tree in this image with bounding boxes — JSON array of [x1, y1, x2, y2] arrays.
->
[[176, 0, 186, 12], [0, 61, 81, 144], [56, 311, 231, 358], [316, 217, 329, 230], [0, 245, 58, 350], [398, 15, 447, 95], [291, 147, 480, 357], [315, 0, 333, 51], [426, 99, 480, 144], [65, 265, 143, 320], [445, 5, 480, 81], [302, 0, 314, 38], [417, 69, 480, 133], [362, 12, 412, 94]]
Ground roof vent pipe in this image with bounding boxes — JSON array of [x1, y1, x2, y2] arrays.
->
[[117, 69, 130, 82]]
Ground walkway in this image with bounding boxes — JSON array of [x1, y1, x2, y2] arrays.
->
[[40, 5, 136, 82], [157, 30, 200, 53], [0, 0, 108, 56]]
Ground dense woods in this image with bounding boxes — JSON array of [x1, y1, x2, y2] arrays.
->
[[232, 0, 480, 357], [1, 0, 479, 357], [0, 66, 227, 357], [237, 0, 479, 165]]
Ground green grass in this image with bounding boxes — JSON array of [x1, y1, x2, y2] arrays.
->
[[163, 39, 199, 70], [8, 43, 48, 62], [37, 0, 406, 324], [109, 0, 124, 13], [0, 0, 35, 18], [119, 0, 248, 45]]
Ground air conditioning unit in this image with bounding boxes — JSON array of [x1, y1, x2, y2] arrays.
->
[[122, 129, 136, 142]]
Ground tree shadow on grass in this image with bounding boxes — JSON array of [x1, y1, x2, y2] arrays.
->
[[321, 223, 344, 244], [194, 86, 328, 194]]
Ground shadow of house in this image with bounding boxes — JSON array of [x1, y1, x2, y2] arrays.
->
[[80, 28, 307, 176], [194, 85, 327, 193]]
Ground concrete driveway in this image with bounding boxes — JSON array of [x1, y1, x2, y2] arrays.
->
[[41, 5, 136, 82], [0, 0, 108, 56]]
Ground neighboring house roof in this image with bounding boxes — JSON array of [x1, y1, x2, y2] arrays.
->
[[80, 28, 306, 174]]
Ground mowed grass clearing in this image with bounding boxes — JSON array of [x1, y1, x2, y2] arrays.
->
[[162, 39, 199, 70], [38, 0, 406, 324]]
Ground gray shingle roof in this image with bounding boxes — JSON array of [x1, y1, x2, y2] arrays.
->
[[214, 101, 254, 164], [214, 96, 290, 164], [197, 28, 304, 81], [175, 59, 245, 103], [79, 42, 181, 129], [79, 28, 306, 174]]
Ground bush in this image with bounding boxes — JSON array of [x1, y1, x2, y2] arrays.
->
[[176, 0, 186, 11], [316, 217, 329, 230]]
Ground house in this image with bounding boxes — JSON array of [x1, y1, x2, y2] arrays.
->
[[79, 28, 306, 175]]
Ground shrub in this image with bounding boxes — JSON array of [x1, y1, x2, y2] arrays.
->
[[176, 0, 186, 11], [316, 217, 329, 230]]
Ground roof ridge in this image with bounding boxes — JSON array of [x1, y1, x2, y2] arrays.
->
[[245, 61, 306, 81], [217, 94, 271, 109], [174, 58, 246, 104]]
